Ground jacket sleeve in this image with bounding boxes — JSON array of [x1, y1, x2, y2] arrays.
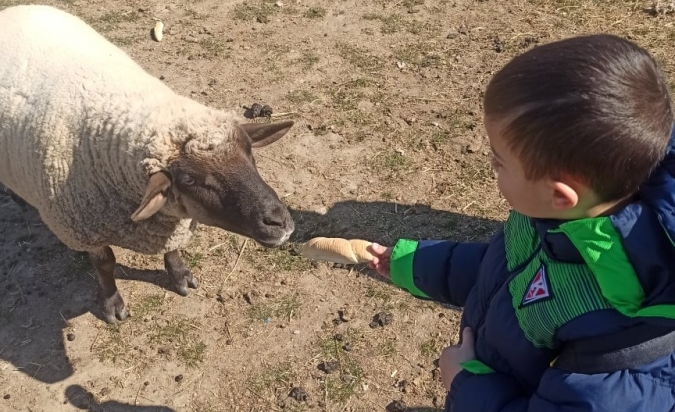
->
[[388, 239, 489, 307], [448, 363, 665, 412]]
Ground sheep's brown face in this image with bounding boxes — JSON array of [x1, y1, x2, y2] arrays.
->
[[131, 120, 295, 247]]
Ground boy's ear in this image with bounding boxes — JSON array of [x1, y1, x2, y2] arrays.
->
[[549, 181, 579, 211]]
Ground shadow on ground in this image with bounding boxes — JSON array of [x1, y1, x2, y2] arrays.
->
[[65, 384, 177, 411], [0, 188, 502, 384], [289, 199, 500, 245]]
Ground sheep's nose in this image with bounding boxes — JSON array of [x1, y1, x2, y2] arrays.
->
[[263, 204, 294, 231]]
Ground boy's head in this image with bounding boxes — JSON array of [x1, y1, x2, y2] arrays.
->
[[483, 34, 673, 219]]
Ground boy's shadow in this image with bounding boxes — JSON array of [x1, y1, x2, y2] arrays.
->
[[65, 384, 176, 411], [286, 199, 500, 290], [0, 187, 502, 385]]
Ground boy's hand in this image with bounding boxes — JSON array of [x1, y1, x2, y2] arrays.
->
[[367, 243, 392, 279], [439, 327, 476, 391]]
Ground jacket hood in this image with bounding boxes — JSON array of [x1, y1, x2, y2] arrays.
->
[[636, 127, 675, 249], [611, 126, 675, 310], [533, 126, 675, 324]]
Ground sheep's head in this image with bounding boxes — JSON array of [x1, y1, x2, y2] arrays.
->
[[131, 120, 295, 247]]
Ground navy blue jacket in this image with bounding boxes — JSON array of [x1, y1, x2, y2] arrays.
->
[[389, 131, 675, 412]]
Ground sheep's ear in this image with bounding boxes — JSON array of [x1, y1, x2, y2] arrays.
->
[[130, 172, 172, 222], [241, 120, 294, 148]]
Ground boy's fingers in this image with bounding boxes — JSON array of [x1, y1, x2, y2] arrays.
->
[[370, 243, 391, 256]]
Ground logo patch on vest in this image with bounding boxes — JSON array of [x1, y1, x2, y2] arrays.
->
[[521, 265, 552, 306]]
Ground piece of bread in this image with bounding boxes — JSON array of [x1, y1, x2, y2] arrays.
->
[[300, 237, 374, 264]]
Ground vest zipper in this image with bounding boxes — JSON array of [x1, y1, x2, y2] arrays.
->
[[473, 244, 543, 334]]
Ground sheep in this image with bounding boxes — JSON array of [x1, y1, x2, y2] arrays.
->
[[0, 5, 296, 323]]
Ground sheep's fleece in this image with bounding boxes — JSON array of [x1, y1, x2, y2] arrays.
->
[[0, 5, 254, 254]]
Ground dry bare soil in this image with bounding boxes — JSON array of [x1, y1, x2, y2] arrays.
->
[[1, 0, 674, 411]]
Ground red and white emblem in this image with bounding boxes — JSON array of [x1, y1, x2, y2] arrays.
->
[[522, 265, 551, 306]]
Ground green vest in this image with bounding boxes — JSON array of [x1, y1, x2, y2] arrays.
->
[[505, 211, 675, 349]]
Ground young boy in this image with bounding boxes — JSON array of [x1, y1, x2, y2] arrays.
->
[[368, 34, 675, 412]]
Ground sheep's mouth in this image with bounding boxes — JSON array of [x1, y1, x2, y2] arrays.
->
[[251, 226, 294, 248]]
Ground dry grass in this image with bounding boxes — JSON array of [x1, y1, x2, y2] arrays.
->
[[1, 0, 674, 411]]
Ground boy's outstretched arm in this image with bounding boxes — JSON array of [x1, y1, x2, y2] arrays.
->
[[385, 237, 492, 307]]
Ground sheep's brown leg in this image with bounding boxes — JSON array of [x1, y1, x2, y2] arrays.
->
[[164, 250, 199, 296], [88, 246, 128, 323]]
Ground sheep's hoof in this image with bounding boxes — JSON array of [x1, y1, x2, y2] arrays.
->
[[172, 269, 199, 297], [102, 291, 128, 324], [187, 276, 200, 289]]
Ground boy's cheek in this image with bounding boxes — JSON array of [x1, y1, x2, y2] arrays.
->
[[496, 178, 511, 201]]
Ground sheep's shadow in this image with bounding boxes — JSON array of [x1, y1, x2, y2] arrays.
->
[[0, 190, 183, 385], [0, 188, 502, 387], [65, 384, 176, 411], [0, 192, 87, 383]]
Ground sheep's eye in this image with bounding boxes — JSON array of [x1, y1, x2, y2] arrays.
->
[[181, 175, 195, 186]]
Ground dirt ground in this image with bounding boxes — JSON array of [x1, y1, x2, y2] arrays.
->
[[0, 0, 673, 411]]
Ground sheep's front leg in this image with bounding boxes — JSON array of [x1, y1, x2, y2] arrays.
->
[[88, 246, 128, 323], [164, 250, 200, 296]]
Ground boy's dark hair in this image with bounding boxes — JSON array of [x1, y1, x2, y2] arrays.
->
[[484, 34, 674, 201]]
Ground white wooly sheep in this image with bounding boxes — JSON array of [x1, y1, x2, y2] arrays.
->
[[0, 5, 296, 323]]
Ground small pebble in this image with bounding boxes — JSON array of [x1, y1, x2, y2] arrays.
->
[[493, 37, 506, 53], [175, 374, 184, 383], [370, 311, 394, 328], [398, 380, 409, 393], [288, 386, 308, 402], [342, 342, 353, 352], [66, 333, 75, 341], [318, 361, 339, 374], [338, 308, 350, 322], [3, 394, 9, 400], [466, 141, 482, 153], [152, 21, 164, 42], [144, 381, 150, 386]]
